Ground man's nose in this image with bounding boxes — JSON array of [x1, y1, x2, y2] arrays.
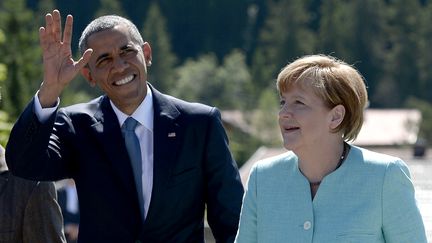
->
[[112, 57, 129, 72]]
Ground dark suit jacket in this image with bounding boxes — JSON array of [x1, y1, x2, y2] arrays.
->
[[0, 171, 66, 243], [6, 85, 244, 243]]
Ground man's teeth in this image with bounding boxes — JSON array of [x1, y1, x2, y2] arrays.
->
[[115, 75, 134, 85]]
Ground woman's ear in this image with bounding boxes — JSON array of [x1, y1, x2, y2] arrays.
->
[[81, 67, 96, 87], [329, 104, 345, 130]]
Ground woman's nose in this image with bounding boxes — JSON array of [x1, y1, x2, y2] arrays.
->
[[279, 104, 292, 118]]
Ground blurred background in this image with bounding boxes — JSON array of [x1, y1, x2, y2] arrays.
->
[[2, 0, 432, 167]]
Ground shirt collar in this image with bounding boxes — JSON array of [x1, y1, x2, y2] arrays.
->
[[110, 84, 154, 132]]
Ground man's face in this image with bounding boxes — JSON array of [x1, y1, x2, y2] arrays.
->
[[82, 25, 151, 114]]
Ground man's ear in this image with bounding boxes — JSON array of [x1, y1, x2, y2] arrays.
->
[[329, 104, 345, 130], [81, 67, 96, 87], [142, 42, 152, 67]]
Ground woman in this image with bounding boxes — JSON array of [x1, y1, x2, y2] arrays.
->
[[235, 54, 427, 243]]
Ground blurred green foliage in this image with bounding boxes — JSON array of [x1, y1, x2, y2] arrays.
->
[[0, 28, 12, 147], [3, 0, 432, 164], [0, 110, 12, 147]]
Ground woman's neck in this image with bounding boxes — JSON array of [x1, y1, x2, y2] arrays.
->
[[297, 140, 346, 183]]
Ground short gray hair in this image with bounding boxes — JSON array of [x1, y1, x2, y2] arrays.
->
[[78, 15, 144, 55]]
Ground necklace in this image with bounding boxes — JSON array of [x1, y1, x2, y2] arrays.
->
[[309, 142, 349, 186]]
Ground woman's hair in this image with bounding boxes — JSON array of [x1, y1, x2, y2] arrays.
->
[[276, 54, 368, 141]]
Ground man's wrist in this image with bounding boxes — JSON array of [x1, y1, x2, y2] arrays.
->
[[34, 90, 59, 122]]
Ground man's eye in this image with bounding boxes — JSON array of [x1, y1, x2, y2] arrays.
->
[[97, 58, 111, 67]]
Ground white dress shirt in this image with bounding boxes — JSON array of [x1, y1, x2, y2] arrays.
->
[[34, 85, 154, 218]]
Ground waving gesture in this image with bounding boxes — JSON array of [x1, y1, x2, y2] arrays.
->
[[38, 10, 93, 107]]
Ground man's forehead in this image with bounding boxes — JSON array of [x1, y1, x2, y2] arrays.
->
[[87, 26, 132, 49]]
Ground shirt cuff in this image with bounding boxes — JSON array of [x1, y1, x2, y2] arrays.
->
[[34, 91, 59, 123]]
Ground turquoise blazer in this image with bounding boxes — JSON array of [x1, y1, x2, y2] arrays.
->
[[235, 145, 427, 243]]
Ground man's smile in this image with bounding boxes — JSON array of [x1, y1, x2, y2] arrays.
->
[[114, 74, 135, 86]]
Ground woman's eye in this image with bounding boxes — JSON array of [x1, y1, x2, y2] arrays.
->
[[279, 100, 286, 107]]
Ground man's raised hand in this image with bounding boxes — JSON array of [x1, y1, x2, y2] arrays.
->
[[38, 10, 92, 107]]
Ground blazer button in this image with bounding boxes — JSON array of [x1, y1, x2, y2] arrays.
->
[[303, 220, 312, 230]]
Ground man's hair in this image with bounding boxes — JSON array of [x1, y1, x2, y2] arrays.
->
[[78, 15, 144, 55]]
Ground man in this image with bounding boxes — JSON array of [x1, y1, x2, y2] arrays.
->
[[6, 10, 244, 243], [0, 145, 66, 243]]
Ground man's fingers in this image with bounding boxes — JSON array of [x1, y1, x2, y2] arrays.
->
[[63, 15, 73, 45], [39, 27, 48, 50], [52, 10, 62, 42], [76, 49, 93, 69], [45, 13, 53, 33]]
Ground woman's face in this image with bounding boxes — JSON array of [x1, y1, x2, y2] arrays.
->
[[278, 84, 335, 152]]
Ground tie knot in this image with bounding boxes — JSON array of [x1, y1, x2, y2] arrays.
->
[[123, 117, 139, 131]]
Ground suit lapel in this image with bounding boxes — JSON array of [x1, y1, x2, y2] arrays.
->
[[146, 86, 181, 216], [92, 96, 136, 197]]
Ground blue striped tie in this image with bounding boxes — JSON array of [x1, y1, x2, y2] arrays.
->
[[122, 117, 145, 219]]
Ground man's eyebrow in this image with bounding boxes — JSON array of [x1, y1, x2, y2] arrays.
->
[[95, 45, 134, 63], [120, 44, 133, 50]]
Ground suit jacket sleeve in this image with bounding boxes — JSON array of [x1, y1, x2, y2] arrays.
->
[[204, 108, 244, 243], [23, 181, 66, 243], [6, 98, 72, 181], [382, 160, 427, 242], [234, 164, 257, 243]]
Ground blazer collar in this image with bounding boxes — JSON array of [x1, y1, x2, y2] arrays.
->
[[148, 84, 180, 120], [111, 84, 154, 132], [143, 84, 182, 222], [149, 84, 181, 179]]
